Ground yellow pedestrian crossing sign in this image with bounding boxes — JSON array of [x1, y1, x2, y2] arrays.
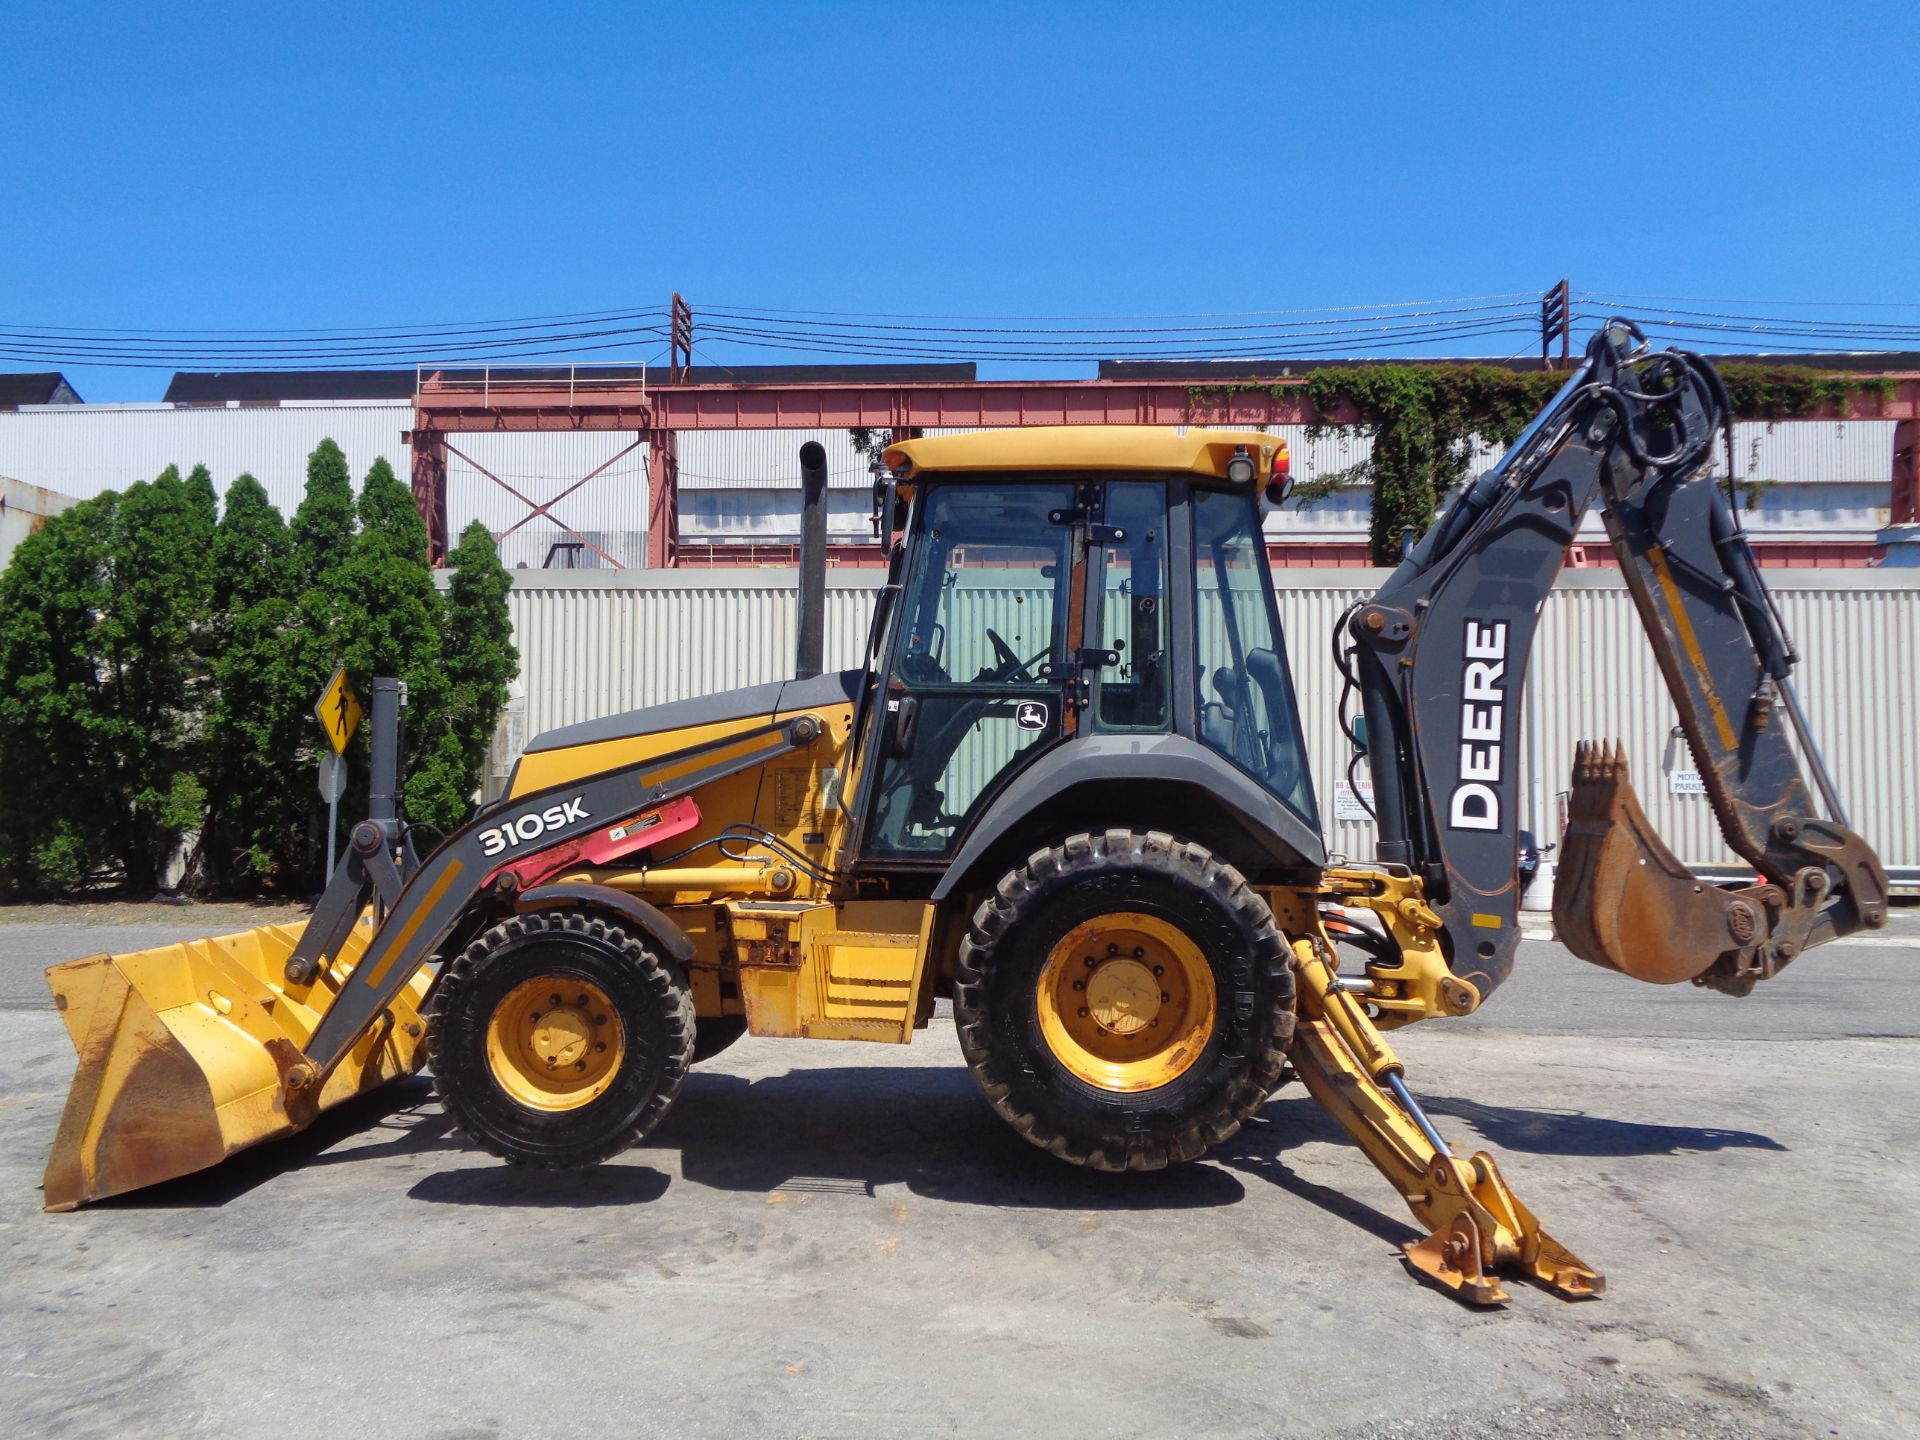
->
[[314, 667, 364, 755]]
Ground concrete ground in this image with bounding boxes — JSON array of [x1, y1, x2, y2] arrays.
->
[[1, 905, 1916, 1439]]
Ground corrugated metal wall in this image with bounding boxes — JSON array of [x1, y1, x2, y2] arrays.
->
[[0, 402, 650, 571], [3, 411, 1897, 561], [495, 569, 1920, 876], [0, 402, 417, 514]]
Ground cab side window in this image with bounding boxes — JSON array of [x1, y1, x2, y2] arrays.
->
[[1091, 482, 1170, 732], [865, 483, 1076, 859]]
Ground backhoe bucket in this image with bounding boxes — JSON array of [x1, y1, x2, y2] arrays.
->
[[42, 916, 431, 1211], [1554, 741, 1765, 985]]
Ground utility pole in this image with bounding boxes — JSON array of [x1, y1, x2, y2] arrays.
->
[[1540, 279, 1571, 369]]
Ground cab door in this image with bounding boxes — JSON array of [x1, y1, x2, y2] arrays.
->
[[859, 480, 1081, 864]]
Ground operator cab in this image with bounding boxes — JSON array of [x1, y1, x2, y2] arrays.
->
[[852, 427, 1319, 877]]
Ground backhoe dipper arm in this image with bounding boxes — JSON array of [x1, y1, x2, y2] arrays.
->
[[1345, 322, 1888, 1001]]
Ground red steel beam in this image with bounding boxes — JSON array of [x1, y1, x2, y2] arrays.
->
[[411, 372, 1920, 434], [413, 372, 1920, 568], [414, 377, 1342, 432]]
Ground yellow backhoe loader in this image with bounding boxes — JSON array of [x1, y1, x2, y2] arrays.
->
[[40, 321, 1888, 1305]]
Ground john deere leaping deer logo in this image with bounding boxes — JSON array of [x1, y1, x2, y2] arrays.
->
[[1015, 701, 1049, 732]]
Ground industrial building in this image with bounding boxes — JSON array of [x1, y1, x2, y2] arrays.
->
[[1, 361, 1915, 571], [3, 362, 1916, 887]]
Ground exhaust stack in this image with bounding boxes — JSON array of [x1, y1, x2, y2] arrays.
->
[[796, 441, 827, 680]]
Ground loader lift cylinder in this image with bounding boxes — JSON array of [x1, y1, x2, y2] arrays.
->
[[796, 441, 828, 681]]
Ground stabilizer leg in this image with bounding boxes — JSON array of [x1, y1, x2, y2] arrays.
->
[[1289, 939, 1604, 1305]]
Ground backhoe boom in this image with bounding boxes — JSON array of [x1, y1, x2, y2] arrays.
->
[[1346, 321, 1888, 998]]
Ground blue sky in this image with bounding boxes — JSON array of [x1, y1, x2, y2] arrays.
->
[[4, 2, 1915, 400]]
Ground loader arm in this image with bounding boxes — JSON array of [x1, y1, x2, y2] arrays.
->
[[1345, 321, 1889, 1000]]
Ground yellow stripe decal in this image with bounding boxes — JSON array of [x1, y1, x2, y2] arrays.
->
[[1647, 544, 1739, 752], [1471, 913, 1503, 929], [363, 859, 465, 990]]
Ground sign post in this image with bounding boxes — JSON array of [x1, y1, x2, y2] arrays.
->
[[313, 667, 364, 878]]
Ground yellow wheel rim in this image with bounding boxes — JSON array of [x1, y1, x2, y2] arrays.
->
[[484, 976, 625, 1112], [1035, 912, 1217, 1093]]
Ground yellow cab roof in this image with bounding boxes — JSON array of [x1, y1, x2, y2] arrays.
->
[[884, 426, 1289, 485]]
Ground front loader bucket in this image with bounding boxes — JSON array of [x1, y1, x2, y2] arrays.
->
[[1554, 741, 1766, 985], [42, 916, 431, 1211]]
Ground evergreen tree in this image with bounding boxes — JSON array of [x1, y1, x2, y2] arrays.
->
[[93, 467, 215, 890], [0, 468, 214, 893], [334, 457, 461, 832], [196, 474, 304, 890], [183, 462, 219, 531], [291, 438, 356, 588], [0, 495, 119, 892], [432, 520, 519, 820]]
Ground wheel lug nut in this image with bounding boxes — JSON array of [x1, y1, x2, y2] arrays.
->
[[529, 1012, 540, 1022], [576, 994, 588, 1006], [1150, 1018, 1160, 1028], [549, 994, 562, 1006], [1084, 956, 1096, 968], [1133, 948, 1145, 959], [1072, 979, 1085, 991], [1161, 991, 1171, 1003], [1107, 944, 1119, 956], [575, 1061, 587, 1071], [1078, 1006, 1089, 1018], [592, 1014, 607, 1026], [1152, 965, 1164, 977], [595, 1042, 607, 1052]]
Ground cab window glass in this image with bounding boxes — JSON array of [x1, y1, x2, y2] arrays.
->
[[866, 483, 1075, 858], [1092, 482, 1170, 732], [1192, 487, 1317, 822]]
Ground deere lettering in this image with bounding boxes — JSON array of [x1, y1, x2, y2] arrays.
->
[[477, 797, 590, 857], [1449, 620, 1508, 831]]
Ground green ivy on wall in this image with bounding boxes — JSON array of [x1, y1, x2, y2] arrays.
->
[[1189, 363, 1896, 566]]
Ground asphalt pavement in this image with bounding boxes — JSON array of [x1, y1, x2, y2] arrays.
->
[[1, 905, 1915, 1439]]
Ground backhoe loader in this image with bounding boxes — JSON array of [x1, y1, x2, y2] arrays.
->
[[41, 321, 1888, 1304]]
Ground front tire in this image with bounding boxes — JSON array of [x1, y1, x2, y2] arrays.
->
[[427, 910, 695, 1168], [954, 830, 1294, 1172]]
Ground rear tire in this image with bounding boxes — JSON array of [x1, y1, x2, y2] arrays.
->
[[427, 910, 695, 1168], [954, 829, 1294, 1172]]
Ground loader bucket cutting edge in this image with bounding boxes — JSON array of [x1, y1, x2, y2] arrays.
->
[[40, 915, 431, 1211]]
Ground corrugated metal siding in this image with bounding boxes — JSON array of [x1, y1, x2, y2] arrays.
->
[[2, 411, 1898, 560], [494, 570, 1920, 877], [1728, 421, 1895, 484], [0, 402, 648, 570], [0, 402, 415, 517], [678, 429, 879, 490], [1526, 574, 1918, 874]]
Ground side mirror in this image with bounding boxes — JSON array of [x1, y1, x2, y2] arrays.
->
[[1350, 715, 1368, 753]]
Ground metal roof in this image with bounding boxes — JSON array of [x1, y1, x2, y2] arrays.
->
[[0, 373, 82, 407], [164, 371, 418, 404], [163, 362, 978, 406]]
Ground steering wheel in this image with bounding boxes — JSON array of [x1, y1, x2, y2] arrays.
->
[[899, 649, 949, 685], [983, 627, 1048, 684]]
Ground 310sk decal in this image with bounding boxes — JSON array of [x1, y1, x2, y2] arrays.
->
[[477, 797, 591, 857]]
